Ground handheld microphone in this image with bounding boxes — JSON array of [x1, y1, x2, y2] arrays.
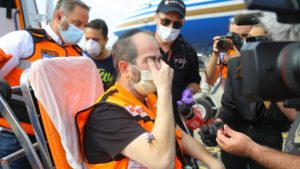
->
[[234, 12, 262, 25], [178, 103, 205, 130]]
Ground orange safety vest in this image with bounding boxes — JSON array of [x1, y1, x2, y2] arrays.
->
[[76, 82, 184, 169], [1, 28, 82, 135], [4, 28, 82, 87]]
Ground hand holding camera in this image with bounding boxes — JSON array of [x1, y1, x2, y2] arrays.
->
[[199, 121, 224, 147]]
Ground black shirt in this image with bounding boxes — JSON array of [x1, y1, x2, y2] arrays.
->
[[83, 103, 145, 163], [160, 35, 201, 129], [218, 57, 290, 131]]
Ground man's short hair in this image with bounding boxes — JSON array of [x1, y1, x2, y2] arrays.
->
[[54, 0, 90, 16], [85, 19, 108, 38]]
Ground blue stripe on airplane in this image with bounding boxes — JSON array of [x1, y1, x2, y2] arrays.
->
[[124, 0, 232, 20]]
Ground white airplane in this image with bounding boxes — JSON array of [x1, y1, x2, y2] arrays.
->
[[0, 1, 247, 168], [115, 0, 246, 55]]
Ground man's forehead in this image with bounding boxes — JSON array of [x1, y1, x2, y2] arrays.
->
[[230, 24, 252, 34]]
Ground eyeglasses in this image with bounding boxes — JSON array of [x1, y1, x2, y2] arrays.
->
[[159, 17, 183, 29]]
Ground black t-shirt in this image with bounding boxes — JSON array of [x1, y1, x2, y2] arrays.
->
[[82, 53, 117, 91], [83, 103, 145, 163], [160, 35, 201, 129], [219, 57, 290, 131]]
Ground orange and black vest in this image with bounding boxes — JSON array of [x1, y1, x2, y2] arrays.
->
[[0, 28, 82, 135], [4, 28, 82, 87], [76, 82, 184, 169]]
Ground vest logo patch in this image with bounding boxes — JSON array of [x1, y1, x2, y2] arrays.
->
[[41, 49, 58, 59], [125, 105, 147, 117]]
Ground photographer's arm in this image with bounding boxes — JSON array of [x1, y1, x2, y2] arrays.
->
[[179, 128, 225, 169], [205, 36, 221, 85], [205, 52, 220, 85], [217, 125, 300, 169]]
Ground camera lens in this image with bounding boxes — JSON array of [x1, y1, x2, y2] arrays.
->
[[217, 39, 233, 52]]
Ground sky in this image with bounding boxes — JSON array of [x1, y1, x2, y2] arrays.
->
[[37, 0, 141, 49]]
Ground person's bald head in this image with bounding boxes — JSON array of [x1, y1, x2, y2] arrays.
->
[[112, 31, 160, 76]]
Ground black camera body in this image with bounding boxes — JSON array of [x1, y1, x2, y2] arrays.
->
[[245, 35, 271, 43], [217, 32, 243, 52], [241, 41, 299, 101], [240, 0, 300, 104], [245, 0, 300, 23]]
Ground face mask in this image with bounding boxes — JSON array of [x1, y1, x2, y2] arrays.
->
[[130, 66, 156, 95], [158, 25, 180, 43], [59, 16, 83, 44], [85, 39, 101, 57]]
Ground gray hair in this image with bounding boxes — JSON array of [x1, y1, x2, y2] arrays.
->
[[54, 0, 90, 17], [259, 11, 300, 41]]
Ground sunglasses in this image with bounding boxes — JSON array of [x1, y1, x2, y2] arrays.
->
[[159, 17, 183, 29]]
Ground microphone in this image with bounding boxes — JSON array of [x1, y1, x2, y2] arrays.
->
[[177, 103, 205, 130], [234, 12, 262, 25]]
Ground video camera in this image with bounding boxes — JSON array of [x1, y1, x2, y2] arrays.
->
[[238, 0, 300, 106]]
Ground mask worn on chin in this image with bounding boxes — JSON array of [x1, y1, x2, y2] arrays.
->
[[130, 66, 156, 95], [158, 25, 180, 43], [59, 16, 83, 44], [86, 39, 101, 57]]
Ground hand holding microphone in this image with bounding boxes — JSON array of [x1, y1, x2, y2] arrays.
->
[[199, 121, 224, 147], [177, 88, 194, 105], [177, 101, 207, 131]]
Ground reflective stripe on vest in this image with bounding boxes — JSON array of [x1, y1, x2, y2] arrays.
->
[[76, 82, 183, 169], [17, 60, 32, 70]]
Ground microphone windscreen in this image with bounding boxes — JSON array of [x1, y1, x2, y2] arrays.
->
[[234, 13, 262, 25], [178, 104, 191, 117]]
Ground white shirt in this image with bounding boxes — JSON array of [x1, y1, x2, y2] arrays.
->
[[0, 25, 63, 77]]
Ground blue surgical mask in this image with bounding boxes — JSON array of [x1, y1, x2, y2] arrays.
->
[[59, 16, 83, 44]]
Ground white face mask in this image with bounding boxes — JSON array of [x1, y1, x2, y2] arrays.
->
[[85, 39, 101, 57], [158, 25, 180, 43], [130, 66, 156, 95]]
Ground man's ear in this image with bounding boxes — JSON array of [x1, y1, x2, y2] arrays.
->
[[119, 61, 129, 76]]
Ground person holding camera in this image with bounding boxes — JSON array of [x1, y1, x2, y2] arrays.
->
[[200, 23, 294, 169], [205, 19, 251, 87], [215, 10, 300, 169]]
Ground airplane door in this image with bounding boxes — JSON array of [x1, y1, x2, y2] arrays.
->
[[15, 0, 41, 29], [0, 0, 18, 36], [0, 0, 41, 37]]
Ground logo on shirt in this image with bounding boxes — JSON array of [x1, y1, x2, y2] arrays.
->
[[41, 49, 58, 59]]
